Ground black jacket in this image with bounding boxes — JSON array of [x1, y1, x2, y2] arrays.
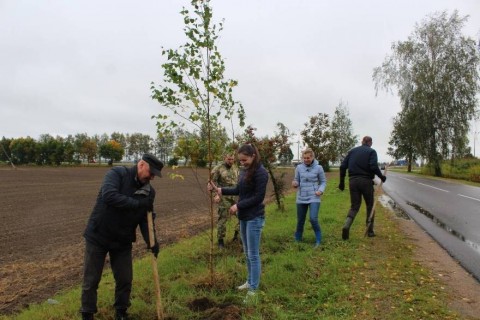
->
[[222, 164, 269, 221], [340, 144, 383, 180], [84, 166, 155, 249]]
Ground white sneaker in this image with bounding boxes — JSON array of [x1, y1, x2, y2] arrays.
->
[[237, 281, 250, 290], [243, 290, 258, 304]]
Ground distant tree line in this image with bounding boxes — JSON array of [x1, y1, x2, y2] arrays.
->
[[0, 126, 295, 167], [0, 103, 358, 169], [0, 132, 174, 166]]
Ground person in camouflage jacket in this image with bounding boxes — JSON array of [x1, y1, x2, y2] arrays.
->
[[211, 153, 240, 248]]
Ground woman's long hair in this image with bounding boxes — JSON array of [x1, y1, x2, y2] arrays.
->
[[238, 143, 261, 183]]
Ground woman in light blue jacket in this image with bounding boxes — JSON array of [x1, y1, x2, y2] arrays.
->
[[292, 148, 327, 246]]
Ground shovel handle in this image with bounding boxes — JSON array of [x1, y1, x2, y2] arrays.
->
[[147, 211, 164, 320], [147, 211, 155, 247], [364, 166, 388, 237]]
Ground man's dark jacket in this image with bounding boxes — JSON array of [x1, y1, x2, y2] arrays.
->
[[84, 166, 155, 249], [340, 144, 383, 180]]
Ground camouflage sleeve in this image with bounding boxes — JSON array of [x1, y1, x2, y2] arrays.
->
[[211, 164, 220, 184]]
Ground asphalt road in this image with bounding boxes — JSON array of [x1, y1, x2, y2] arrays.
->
[[382, 171, 480, 281]]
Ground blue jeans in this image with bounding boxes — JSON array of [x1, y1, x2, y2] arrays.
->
[[296, 202, 321, 234], [240, 216, 265, 291]]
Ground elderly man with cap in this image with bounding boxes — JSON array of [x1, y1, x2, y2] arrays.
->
[[80, 154, 163, 320]]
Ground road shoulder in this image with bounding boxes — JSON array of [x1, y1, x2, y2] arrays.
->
[[395, 216, 480, 318]]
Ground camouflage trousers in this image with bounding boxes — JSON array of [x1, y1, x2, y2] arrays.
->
[[217, 196, 240, 240]]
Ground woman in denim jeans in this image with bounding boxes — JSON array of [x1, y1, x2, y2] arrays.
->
[[292, 148, 327, 247], [209, 144, 268, 302]]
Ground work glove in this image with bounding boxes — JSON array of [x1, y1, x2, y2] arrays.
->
[[138, 197, 154, 211], [380, 175, 387, 183], [150, 241, 159, 258], [338, 180, 345, 191]]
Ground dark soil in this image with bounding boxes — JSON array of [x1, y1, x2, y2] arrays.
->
[[0, 165, 294, 315]]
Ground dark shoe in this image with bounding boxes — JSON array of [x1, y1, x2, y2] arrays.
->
[[82, 313, 94, 320], [115, 310, 129, 320], [232, 230, 239, 241], [218, 238, 225, 248], [342, 217, 353, 240], [366, 217, 375, 237], [294, 232, 302, 242]]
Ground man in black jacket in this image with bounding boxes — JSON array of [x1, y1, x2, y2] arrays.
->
[[338, 136, 386, 240], [80, 154, 163, 320]]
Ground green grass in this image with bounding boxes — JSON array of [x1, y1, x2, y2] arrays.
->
[[1, 177, 467, 320], [386, 158, 480, 184]]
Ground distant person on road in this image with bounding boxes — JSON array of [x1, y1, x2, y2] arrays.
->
[[208, 144, 268, 304], [211, 152, 240, 248], [338, 136, 386, 240], [292, 148, 327, 247], [80, 154, 163, 320]]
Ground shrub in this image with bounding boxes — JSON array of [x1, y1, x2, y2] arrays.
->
[[469, 164, 480, 183], [168, 157, 179, 167], [195, 159, 207, 168], [423, 158, 480, 182]]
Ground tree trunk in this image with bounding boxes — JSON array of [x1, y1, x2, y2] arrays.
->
[[434, 161, 442, 176], [267, 167, 284, 212]]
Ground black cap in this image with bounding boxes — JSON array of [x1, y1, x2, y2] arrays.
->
[[142, 153, 164, 177]]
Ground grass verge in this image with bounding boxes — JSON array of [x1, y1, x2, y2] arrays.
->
[[1, 177, 466, 320]]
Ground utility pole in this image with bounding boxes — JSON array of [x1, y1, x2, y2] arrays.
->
[[474, 129, 478, 158], [474, 117, 479, 158], [476, 42, 480, 157]]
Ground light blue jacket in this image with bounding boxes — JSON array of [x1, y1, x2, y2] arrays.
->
[[294, 160, 327, 204]]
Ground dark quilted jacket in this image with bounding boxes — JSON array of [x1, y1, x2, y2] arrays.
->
[[84, 166, 155, 249], [222, 164, 269, 221]]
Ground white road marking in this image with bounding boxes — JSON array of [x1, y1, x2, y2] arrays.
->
[[417, 182, 449, 192], [399, 177, 415, 182], [458, 194, 480, 202]]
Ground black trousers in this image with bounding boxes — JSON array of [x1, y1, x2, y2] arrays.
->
[[347, 177, 374, 226], [80, 240, 133, 314]]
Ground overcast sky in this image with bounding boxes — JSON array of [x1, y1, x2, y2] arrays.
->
[[1, 0, 479, 161]]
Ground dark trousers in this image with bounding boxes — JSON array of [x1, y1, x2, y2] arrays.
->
[[80, 240, 133, 314], [347, 177, 374, 225]]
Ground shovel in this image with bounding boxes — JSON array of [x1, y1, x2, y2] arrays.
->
[[147, 211, 164, 320], [364, 166, 388, 237]]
